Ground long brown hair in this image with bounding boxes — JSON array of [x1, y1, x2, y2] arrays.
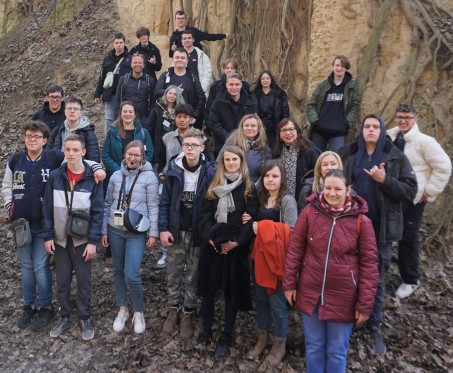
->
[[113, 101, 138, 139], [272, 118, 312, 157], [206, 145, 253, 200], [257, 160, 288, 210]]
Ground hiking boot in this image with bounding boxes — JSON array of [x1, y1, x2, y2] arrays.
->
[[195, 329, 212, 350], [132, 312, 146, 334], [113, 309, 129, 332], [179, 311, 193, 339], [372, 327, 387, 355], [247, 329, 268, 360], [17, 305, 37, 329], [214, 332, 234, 358], [162, 306, 180, 335], [396, 281, 420, 299], [50, 317, 70, 338], [33, 304, 55, 332], [80, 318, 94, 341], [265, 337, 286, 367]]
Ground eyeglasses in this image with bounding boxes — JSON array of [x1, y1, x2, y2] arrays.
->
[[48, 95, 62, 100], [182, 143, 201, 149], [25, 135, 43, 141], [394, 115, 415, 121], [280, 128, 296, 134], [126, 153, 142, 158], [66, 107, 81, 111]]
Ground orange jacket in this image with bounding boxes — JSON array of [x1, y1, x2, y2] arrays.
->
[[252, 220, 292, 291]]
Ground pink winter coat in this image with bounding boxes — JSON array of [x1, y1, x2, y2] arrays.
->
[[283, 193, 378, 324]]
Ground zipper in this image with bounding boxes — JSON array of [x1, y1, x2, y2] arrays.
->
[[350, 270, 357, 289], [320, 217, 336, 305]]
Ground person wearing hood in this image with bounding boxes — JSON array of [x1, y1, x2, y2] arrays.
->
[[94, 32, 132, 131], [129, 27, 162, 80], [207, 72, 258, 157], [32, 84, 66, 132], [102, 140, 159, 335], [307, 55, 361, 153], [341, 114, 417, 355], [154, 48, 206, 129], [159, 128, 215, 340], [47, 97, 100, 163], [284, 169, 378, 373]]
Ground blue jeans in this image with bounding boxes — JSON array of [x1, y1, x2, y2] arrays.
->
[[108, 226, 146, 312], [254, 282, 288, 338], [104, 100, 116, 132], [302, 307, 353, 373], [310, 132, 345, 154], [17, 226, 52, 307]]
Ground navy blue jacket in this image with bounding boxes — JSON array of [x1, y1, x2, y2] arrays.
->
[[158, 155, 215, 246]]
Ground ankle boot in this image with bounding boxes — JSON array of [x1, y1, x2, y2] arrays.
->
[[265, 336, 286, 367], [247, 329, 268, 360]]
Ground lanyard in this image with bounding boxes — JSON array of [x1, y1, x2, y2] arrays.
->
[[62, 179, 76, 215], [116, 171, 141, 210]]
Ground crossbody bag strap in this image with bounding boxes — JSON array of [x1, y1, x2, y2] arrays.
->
[[120, 171, 141, 209], [113, 57, 124, 75], [62, 179, 75, 215]]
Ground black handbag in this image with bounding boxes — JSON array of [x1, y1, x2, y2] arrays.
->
[[63, 181, 91, 239]]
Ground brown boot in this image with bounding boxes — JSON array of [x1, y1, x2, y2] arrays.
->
[[265, 337, 286, 367], [247, 329, 268, 360], [179, 311, 193, 339], [162, 306, 180, 335]]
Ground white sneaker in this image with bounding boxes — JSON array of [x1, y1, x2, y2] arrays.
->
[[113, 309, 129, 332], [157, 251, 168, 268], [396, 282, 420, 299], [132, 312, 146, 334]]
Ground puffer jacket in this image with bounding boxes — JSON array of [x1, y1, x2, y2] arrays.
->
[[129, 42, 162, 80], [341, 138, 417, 245], [47, 116, 100, 162], [115, 73, 156, 119], [387, 123, 451, 204], [283, 193, 378, 324], [307, 71, 360, 135], [193, 47, 212, 97], [102, 160, 159, 238], [32, 101, 66, 132]]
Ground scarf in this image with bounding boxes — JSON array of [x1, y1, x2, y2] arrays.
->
[[212, 172, 243, 223], [319, 192, 353, 215], [280, 142, 298, 196]]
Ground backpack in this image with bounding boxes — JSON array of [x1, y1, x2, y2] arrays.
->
[[120, 73, 154, 103]]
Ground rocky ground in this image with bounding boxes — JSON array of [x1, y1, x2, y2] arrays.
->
[[0, 1, 452, 372]]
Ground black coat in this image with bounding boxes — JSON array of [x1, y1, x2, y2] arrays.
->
[[94, 48, 132, 102], [129, 42, 162, 80], [207, 90, 258, 156], [254, 90, 290, 134], [341, 139, 417, 245], [169, 26, 226, 58], [115, 73, 156, 119], [197, 183, 258, 311], [32, 101, 66, 132], [294, 145, 321, 202]]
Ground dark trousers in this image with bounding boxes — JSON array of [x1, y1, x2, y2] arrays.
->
[[54, 242, 92, 320], [201, 292, 237, 334], [398, 201, 425, 284], [369, 230, 392, 328]]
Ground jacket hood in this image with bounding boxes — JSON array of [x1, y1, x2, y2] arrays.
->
[[42, 100, 65, 115], [109, 46, 129, 57], [328, 70, 353, 85], [64, 115, 91, 131], [174, 151, 206, 170], [357, 114, 387, 156], [308, 191, 369, 215]]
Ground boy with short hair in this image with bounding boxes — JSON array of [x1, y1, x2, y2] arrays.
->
[[43, 134, 104, 341], [159, 128, 214, 339]]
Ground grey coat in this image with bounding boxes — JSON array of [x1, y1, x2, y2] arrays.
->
[[103, 160, 159, 237]]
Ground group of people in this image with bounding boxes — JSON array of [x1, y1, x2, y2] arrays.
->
[[3, 9, 452, 373]]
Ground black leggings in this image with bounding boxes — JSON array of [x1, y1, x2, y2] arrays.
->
[[201, 292, 237, 334]]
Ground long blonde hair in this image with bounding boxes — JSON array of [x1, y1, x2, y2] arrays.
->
[[227, 114, 268, 152], [312, 151, 344, 192], [206, 145, 254, 200]]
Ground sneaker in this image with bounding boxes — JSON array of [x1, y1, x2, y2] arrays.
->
[[157, 250, 167, 268], [195, 328, 212, 350], [372, 327, 387, 356], [214, 332, 234, 358], [113, 309, 129, 332], [50, 317, 70, 338], [396, 282, 420, 299], [162, 306, 180, 335], [179, 311, 193, 339], [132, 312, 146, 334], [33, 304, 55, 332], [17, 305, 37, 329], [80, 318, 94, 341]]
